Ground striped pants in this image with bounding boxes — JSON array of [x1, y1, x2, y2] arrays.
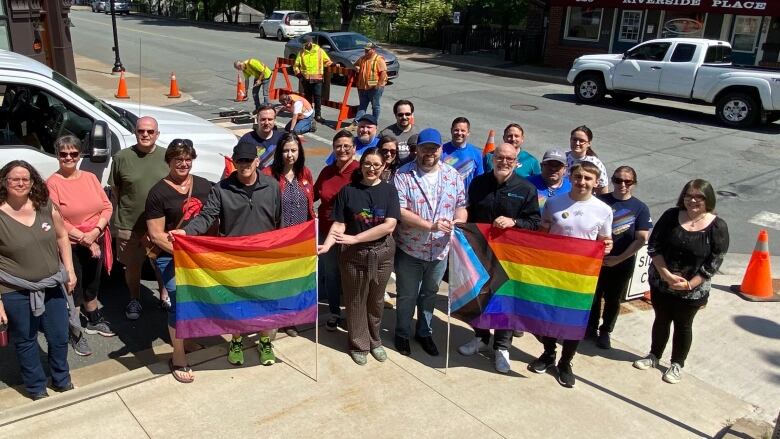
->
[[339, 235, 395, 353]]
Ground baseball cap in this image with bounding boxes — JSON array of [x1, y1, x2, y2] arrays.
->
[[356, 114, 378, 125], [233, 142, 258, 161], [302, 35, 313, 43], [541, 148, 566, 165], [416, 128, 442, 148]]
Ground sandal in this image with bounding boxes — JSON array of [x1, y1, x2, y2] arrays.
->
[[168, 359, 194, 384]]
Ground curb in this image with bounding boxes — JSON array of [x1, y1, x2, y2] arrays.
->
[[402, 56, 569, 85]]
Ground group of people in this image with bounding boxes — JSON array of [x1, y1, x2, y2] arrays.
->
[[0, 95, 730, 398]]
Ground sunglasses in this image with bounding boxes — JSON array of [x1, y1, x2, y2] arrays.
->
[[136, 129, 156, 135], [684, 194, 705, 202], [235, 158, 255, 164], [58, 151, 80, 159], [380, 148, 397, 156], [396, 112, 412, 117], [170, 138, 194, 147], [611, 177, 634, 186]]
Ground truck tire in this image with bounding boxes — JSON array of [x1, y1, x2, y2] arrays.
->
[[574, 73, 605, 104], [716, 92, 758, 128]]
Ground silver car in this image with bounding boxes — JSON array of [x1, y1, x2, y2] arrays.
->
[[92, 0, 130, 14], [284, 32, 400, 79], [259, 11, 312, 41]]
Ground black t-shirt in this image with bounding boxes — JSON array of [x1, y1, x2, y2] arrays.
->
[[332, 181, 401, 237], [597, 193, 653, 257], [145, 175, 213, 232], [238, 129, 284, 169]]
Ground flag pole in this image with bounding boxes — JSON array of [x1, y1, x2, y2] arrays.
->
[[314, 219, 319, 383]]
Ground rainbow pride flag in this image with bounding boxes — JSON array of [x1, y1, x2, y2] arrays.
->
[[449, 224, 604, 340], [172, 220, 317, 338]]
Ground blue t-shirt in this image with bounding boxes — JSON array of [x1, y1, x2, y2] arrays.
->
[[484, 149, 541, 178], [238, 129, 284, 169], [527, 174, 571, 213], [325, 136, 379, 165], [597, 193, 653, 256], [441, 141, 484, 190]]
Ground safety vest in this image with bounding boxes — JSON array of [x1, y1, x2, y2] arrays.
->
[[294, 44, 331, 80], [289, 94, 313, 114], [244, 58, 272, 81], [358, 54, 384, 88]]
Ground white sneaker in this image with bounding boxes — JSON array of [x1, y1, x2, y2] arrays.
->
[[458, 337, 489, 356], [494, 349, 511, 374], [662, 362, 682, 384], [633, 353, 658, 370]]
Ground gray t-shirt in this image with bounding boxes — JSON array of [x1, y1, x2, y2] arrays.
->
[[381, 124, 418, 162]]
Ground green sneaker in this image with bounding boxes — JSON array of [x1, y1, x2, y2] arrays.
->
[[227, 337, 244, 366], [259, 336, 275, 366]]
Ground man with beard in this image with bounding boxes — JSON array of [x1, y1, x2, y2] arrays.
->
[[393, 128, 467, 357], [381, 100, 418, 164], [526, 149, 572, 212], [325, 114, 378, 165], [237, 104, 284, 169]]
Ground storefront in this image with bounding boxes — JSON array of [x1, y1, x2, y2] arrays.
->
[[544, 0, 780, 68]]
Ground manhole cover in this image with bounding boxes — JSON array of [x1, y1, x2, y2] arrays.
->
[[681, 137, 696, 141], [717, 190, 738, 198], [510, 104, 538, 111]]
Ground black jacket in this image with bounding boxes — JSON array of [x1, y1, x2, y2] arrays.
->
[[467, 172, 540, 230], [184, 171, 281, 237]]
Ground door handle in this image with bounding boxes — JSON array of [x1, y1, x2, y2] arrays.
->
[[650, 66, 662, 70]]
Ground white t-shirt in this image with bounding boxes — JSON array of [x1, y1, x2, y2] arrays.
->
[[543, 194, 613, 240], [415, 167, 440, 213], [293, 100, 315, 118]]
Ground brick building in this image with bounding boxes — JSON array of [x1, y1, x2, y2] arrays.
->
[[544, 0, 780, 69]]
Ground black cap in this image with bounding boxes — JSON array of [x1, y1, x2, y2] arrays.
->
[[303, 35, 313, 43], [356, 114, 378, 125], [232, 142, 257, 161]]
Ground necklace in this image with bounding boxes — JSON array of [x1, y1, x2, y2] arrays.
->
[[168, 175, 191, 191], [688, 211, 707, 226]]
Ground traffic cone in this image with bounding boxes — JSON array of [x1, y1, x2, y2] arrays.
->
[[482, 129, 496, 156], [114, 71, 130, 99], [167, 72, 181, 98], [731, 230, 779, 302], [235, 74, 247, 102]]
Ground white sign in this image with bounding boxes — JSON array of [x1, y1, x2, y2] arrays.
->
[[453, 12, 460, 24], [625, 245, 651, 300]]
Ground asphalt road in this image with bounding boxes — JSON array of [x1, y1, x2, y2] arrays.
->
[[2, 9, 778, 392]]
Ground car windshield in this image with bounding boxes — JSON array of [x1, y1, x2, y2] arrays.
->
[[331, 33, 372, 51], [289, 12, 308, 21], [52, 70, 135, 132]]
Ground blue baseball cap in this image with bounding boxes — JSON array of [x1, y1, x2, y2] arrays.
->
[[356, 114, 378, 125], [416, 128, 442, 148]]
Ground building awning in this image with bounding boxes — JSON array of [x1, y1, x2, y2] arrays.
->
[[549, 0, 778, 16]]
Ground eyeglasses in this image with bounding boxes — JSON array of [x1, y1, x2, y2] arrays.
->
[[684, 194, 705, 202], [494, 156, 517, 164], [362, 162, 383, 170], [570, 138, 590, 144], [136, 129, 156, 135], [58, 151, 80, 159], [172, 157, 193, 164], [380, 148, 397, 156], [6, 177, 31, 185], [611, 177, 634, 186], [396, 112, 412, 117], [334, 144, 353, 151]]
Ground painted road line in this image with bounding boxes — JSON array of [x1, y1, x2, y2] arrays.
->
[[748, 211, 780, 231]]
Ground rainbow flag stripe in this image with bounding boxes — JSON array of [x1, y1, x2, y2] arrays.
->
[[450, 224, 604, 341], [173, 221, 317, 338]]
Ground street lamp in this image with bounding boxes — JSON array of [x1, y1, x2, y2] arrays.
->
[[109, 0, 124, 72]]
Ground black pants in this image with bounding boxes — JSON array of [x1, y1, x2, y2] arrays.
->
[[475, 328, 513, 350], [71, 244, 103, 307], [301, 80, 322, 117], [588, 261, 633, 334], [649, 291, 701, 367], [538, 336, 579, 365]]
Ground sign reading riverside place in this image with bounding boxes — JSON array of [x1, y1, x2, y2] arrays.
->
[[552, 0, 776, 15]]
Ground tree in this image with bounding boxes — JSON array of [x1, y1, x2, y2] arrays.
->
[[395, 0, 452, 42], [338, 0, 361, 31]]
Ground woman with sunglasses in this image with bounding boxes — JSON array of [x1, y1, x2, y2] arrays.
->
[[633, 179, 729, 384], [145, 139, 212, 383], [567, 125, 609, 194], [314, 130, 360, 331], [0, 160, 76, 400], [587, 166, 652, 350], [318, 147, 400, 365], [46, 136, 114, 358], [262, 133, 315, 337], [378, 135, 400, 183]]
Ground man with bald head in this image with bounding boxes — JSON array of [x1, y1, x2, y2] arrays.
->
[[458, 142, 540, 374], [108, 116, 170, 320]]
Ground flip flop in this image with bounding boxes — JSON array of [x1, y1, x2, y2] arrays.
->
[[168, 359, 194, 384]]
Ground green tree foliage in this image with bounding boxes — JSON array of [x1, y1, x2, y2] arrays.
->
[[394, 0, 452, 30]]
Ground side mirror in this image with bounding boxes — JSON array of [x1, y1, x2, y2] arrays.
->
[[622, 52, 628, 60], [88, 120, 110, 163]]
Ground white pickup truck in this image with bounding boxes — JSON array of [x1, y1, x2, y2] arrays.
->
[[567, 38, 780, 127], [0, 50, 237, 183]]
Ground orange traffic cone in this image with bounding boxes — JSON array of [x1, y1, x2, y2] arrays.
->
[[482, 129, 496, 156], [731, 230, 779, 302], [235, 74, 247, 102], [114, 71, 130, 99], [167, 72, 181, 98]]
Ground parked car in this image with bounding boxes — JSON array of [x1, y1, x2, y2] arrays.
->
[[567, 38, 780, 127], [259, 11, 312, 41], [284, 32, 400, 80], [90, 0, 107, 12], [92, 0, 129, 14]]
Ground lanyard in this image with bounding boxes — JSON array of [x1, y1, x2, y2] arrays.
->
[[410, 165, 444, 219]]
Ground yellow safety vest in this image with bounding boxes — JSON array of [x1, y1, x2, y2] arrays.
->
[[294, 44, 331, 80]]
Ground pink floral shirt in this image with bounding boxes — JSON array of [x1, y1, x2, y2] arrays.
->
[[393, 161, 466, 261]]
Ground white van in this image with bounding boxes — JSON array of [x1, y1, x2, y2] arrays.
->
[[0, 50, 237, 184]]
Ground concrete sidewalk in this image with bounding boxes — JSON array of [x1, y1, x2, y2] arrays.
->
[[0, 253, 777, 437]]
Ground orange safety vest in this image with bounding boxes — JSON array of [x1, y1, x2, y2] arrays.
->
[[289, 94, 313, 114], [357, 54, 386, 89]]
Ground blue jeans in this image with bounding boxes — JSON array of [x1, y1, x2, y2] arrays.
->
[[154, 255, 178, 328], [252, 78, 270, 109], [318, 234, 342, 316], [285, 113, 314, 134], [2, 288, 71, 396], [355, 87, 383, 122], [394, 248, 447, 339]]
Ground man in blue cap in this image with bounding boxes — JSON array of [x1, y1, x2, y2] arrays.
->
[[392, 128, 467, 357], [325, 114, 379, 165]]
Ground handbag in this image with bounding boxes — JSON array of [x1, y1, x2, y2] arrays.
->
[[144, 179, 193, 260]]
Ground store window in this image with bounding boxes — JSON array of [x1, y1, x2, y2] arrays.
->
[[564, 7, 604, 42], [731, 16, 761, 52], [661, 12, 706, 38], [619, 11, 642, 42]]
